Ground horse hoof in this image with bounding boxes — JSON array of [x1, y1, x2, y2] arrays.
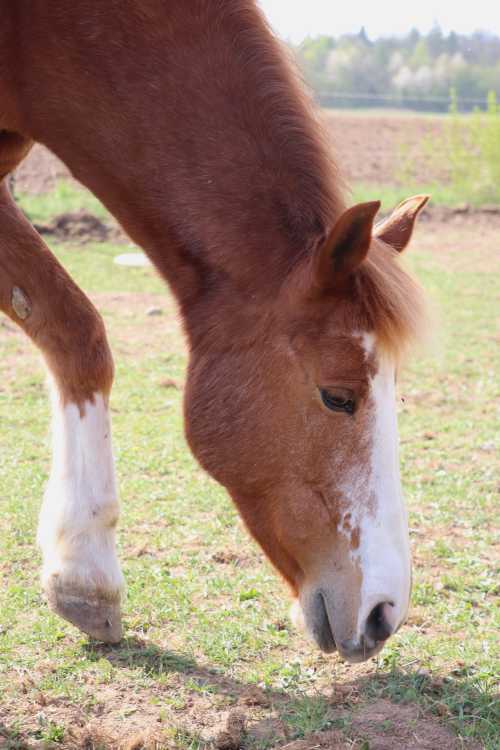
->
[[44, 577, 123, 643]]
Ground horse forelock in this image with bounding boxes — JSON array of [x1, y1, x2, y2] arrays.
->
[[352, 238, 428, 361]]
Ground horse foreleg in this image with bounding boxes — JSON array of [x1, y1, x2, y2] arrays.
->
[[38, 388, 123, 643], [0, 180, 123, 642]]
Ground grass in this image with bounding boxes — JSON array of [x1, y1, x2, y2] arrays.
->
[[0, 192, 498, 748], [13, 181, 109, 224], [438, 91, 500, 206]]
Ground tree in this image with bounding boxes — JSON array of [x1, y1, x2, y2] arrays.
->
[[292, 27, 500, 111]]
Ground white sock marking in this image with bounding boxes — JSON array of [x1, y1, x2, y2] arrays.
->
[[38, 387, 123, 595]]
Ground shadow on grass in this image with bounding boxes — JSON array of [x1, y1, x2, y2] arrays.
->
[[5, 636, 497, 749], [82, 637, 498, 748], [85, 636, 198, 677]]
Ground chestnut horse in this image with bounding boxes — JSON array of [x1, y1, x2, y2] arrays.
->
[[0, 1, 428, 663]]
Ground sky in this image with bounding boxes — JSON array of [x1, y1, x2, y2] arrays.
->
[[257, 0, 500, 42]]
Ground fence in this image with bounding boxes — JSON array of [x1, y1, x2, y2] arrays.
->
[[315, 91, 489, 113]]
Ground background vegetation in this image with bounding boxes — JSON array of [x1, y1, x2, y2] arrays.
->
[[295, 27, 500, 111], [365, 92, 500, 207]]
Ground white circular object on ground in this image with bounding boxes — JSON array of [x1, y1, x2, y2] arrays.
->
[[114, 253, 151, 267]]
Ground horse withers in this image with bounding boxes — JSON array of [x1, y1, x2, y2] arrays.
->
[[0, 1, 428, 662]]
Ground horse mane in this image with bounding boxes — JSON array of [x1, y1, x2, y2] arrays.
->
[[353, 238, 427, 360], [220, 0, 346, 252], [197, 1, 427, 360]]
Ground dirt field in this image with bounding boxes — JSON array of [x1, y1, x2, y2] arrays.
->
[[324, 110, 447, 185]]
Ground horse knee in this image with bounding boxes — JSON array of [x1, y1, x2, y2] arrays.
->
[[43, 307, 115, 404]]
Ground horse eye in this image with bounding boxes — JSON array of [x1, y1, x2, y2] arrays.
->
[[319, 388, 356, 415]]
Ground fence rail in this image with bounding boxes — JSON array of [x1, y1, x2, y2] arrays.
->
[[315, 90, 490, 113]]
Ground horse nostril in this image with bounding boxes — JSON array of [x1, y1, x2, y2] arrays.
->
[[365, 602, 394, 644]]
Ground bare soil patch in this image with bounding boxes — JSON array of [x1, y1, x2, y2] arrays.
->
[[0, 676, 479, 750], [34, 210, 126, 244], [411, 214, 500, 272], [323, 111, 447, 185], [348, 698, 478, 750]]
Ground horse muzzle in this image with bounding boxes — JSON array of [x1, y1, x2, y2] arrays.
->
[[298, 589, 403, 663]]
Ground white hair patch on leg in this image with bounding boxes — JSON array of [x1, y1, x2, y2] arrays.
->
[[37, 385, 124, 641]]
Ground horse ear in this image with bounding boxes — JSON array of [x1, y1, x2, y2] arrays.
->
[[374, 195, 429, 253], [314, 201, 381, 290]]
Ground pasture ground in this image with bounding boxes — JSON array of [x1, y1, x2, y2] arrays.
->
[[0, 116, 499, 749]]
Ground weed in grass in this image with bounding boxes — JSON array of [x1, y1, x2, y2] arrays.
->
[[40, 723, 65, 744], [169, 728, 208, 750]]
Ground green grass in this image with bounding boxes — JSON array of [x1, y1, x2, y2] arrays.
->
[[0, 197, 498, 747], [438, 91, 500, 206], [14, 180, 109, 224]]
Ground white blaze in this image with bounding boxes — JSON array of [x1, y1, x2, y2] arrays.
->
[[295, 333, 411, 657], [355, 339, 411, 638], [38, 387, 123, 595]]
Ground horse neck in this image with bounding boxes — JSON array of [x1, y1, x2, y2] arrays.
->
[[131, 6, 343, 342], [15, 2, 345, 346]]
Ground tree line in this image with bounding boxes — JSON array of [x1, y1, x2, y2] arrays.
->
[[293, 26, 500, 112]]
